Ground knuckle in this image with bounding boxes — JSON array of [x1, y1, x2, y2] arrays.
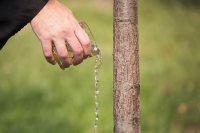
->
[[51, 33, 60, 40], [41, 36, 51, 43], [83, 44, 91, 54], [75, 48, 83, 57], [82, 40, 90, 46], [42, 32, 58, 41], [59, 52, 68, 60], [60, 55, 68, 60], [46, 31, 63, 40], [44, 50, 52, 59], [63, 29, 73, 37]]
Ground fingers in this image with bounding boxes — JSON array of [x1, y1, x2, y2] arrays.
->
[[41, 32, 89, 69], [41, 39, 56, 65], [75, 25, 92, 58], [53, 39, 71, 68], [30, 0, 93, 69], [54, 25, 91, 67], [66, 34, 84, 65], [41, 25, 92, 69]]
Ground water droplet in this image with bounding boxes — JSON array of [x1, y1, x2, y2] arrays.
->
[[96, 90, 100, 95], [95, 111, 98, 115], [94, 124, 97, 128]]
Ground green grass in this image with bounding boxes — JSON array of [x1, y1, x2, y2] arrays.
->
[[0, 0, 200, 133], [139, 0, 200, 132]]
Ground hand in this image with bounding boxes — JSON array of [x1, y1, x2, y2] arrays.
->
[[30, 0, 91, 68]]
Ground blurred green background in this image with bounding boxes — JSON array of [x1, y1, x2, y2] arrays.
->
[[0, 0, 199, 133]]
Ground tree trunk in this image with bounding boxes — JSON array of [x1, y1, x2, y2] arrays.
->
[[113, 0, 140, 133]]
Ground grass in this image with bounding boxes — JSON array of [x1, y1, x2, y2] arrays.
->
[[0, 0, 200, 133], [139, 0, 200, 132]]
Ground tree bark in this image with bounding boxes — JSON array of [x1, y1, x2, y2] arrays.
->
[[113, 0, 140, 133]]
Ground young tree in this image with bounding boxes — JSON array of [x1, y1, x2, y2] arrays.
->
[[113, 0, 140, 132]]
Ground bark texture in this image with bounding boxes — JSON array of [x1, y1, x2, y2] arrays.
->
[[113, 0, 140, 133]]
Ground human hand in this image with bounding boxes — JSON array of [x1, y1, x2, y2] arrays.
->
[[30, 0, 91, 68]]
